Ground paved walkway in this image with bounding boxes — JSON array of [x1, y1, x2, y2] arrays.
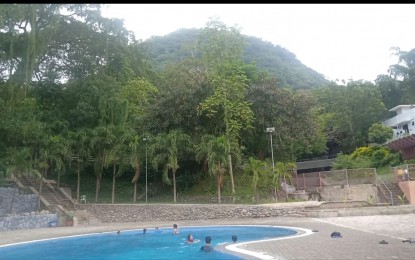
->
[[1, 213, 415, 259]]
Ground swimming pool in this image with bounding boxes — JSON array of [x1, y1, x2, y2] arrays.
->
[[0, 225, 306, 259]]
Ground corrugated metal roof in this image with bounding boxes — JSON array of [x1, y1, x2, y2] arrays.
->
[[295, 158, 336, 170]]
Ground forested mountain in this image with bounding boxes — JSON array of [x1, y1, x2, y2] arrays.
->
[[141, 28, 329, 89], [0, 4, 412, 204]]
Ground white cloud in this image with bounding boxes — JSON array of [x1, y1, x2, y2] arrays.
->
[[102, 4, 415, 83]]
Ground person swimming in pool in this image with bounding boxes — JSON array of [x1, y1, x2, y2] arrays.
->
[[187, 234, 194, 243], [231, 235, 237, 243], [173, 224, 179, 234], [200, 236, 213, 252]]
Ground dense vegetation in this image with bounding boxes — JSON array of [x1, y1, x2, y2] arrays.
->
[[141, 28, 329, 90], [0, 4, 414, 204]]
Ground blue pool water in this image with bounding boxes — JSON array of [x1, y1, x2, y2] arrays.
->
[[0, 225, 297, 260]]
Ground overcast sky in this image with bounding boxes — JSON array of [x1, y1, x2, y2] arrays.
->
[[101, 4, 415, 83]]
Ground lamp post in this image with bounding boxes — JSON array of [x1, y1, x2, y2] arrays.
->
[[266, 127, 275, 171], [266, 127, 276, 201], [143, 137, 148, 203]]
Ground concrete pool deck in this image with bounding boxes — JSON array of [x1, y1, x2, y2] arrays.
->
[[1, 210, 415, 259]]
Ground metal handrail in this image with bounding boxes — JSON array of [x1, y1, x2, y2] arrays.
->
[[375, 171, 393, 206]]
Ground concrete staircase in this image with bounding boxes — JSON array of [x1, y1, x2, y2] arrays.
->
[[378, 182, 409, 206], [72, 208, 101, 226], [14, 174, 101, 226], [18, 175, 76, 210]]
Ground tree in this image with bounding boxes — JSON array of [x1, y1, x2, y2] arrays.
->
[[388, 47, 415, 104], [246, 77, 326, 161], [90, 125, 115, 202], [332, 152, 372, 170], [0, 5, 103, 84], [48, 133, 71, 188], [150, 130, 192, 203], [67, 128, 89, 202], [313, 80, 387, 154], [118, 77, 158, 127], [195, 134, 229, 204], [145, 58, 211, 134], [126, 133, 146, 203], [368, 123, 393, 144], [105, 125, 126, 204], [273, 161, 295, 202], [243, 157, 269, 203], [375, 74, 401, 111], [36, 142, 51, 210], [198, 18, 254, 195]]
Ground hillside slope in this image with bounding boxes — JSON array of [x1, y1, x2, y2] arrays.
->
[[141, 28, 329, 89]]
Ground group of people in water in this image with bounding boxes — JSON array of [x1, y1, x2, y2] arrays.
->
[[172, 224, 238, 252], [117, 224, 238, 253]]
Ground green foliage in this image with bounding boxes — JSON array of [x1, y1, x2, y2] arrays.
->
[[145, 58, 211, 135], [197, 18, 255, 195], [313, 80, 387, 154], [368, 123, 393, 144], [142, 28, 328, 90], [195, 134, 228, 177], [332, 152, 372, 170], [118, 77, 158, 120], [389, 47, 415, 105], [368, 192, 375, 205], [397, 194, 406, 205], [274, 162, 295, 188], [149, 129, 193, 202], [351, 145, 402, 168], [1, 6, 414, 205], [243, 157, 269, 201], [333, 144, 402, 170], [245, 77, 326, 161]]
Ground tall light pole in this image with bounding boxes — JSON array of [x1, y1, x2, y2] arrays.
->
[[266, 127, 276, 201], [143, 137, 148, 203], [266, 127, 275, 171]]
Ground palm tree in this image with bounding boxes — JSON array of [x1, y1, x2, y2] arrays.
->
[[37, 147, 50, 210], [244, 157, 269, 204], [67, 129, 89, 202], [49, 134, 71, 188], [90, 126, 116, 203], [196, 134, 228, 204], [274, 162, 295, 202], [126, 133, 146, 203], [106, 125, 126, 204], [150, 130, 191, 203]]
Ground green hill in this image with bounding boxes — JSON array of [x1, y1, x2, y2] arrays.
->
[[141, 28, 329, 89]]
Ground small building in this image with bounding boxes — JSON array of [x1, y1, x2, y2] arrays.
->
[[383, 104, 415, 159], [295, 158, 336, 174]]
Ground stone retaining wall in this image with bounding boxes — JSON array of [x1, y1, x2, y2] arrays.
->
[[0, 187, 58, 231], [85, 204, 305, 223], [0, 187, 38, 216], [0, 211, 58, 231]]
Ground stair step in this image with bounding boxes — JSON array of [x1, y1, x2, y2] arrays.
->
[[17, 175, 78, 211], [73, 209, 101, 225]]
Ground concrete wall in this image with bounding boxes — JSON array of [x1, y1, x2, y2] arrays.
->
[[319, 184, 378, 203], [399, 181, 415, 205]]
